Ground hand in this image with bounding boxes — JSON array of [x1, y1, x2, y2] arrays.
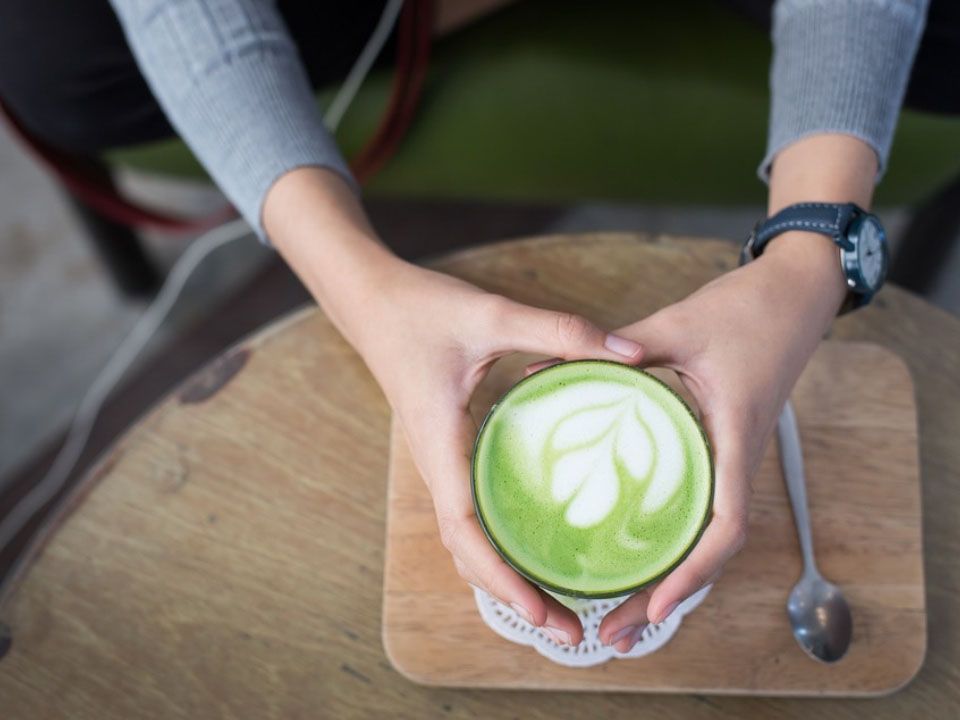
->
[[264, 168, 645, 644], [354, 261, 645, 645], [567, 236, 847, 652]]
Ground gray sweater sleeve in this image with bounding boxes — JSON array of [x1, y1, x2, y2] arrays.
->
[[111, 0, 928, 230], [108, 0, 356, 239], [762, 0, 929, 181]]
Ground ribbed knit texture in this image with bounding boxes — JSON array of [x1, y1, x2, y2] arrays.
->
[[111, 1, 929, 232], [109, 0, 356, 240], [762, 0, 928, 181]]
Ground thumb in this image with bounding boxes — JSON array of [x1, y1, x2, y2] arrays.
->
[[613, 311, 683, 369], [493, 300, 643, 363]]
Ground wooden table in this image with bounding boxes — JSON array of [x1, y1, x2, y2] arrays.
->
[[1, 234, 958, 719]]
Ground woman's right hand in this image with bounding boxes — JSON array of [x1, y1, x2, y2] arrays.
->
[[348, 261, 646, 645], [264, 168, 644, 645]]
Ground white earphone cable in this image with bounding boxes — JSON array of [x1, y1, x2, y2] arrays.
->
[[325, 0, 404, 133], [0, 219, 247, 550]]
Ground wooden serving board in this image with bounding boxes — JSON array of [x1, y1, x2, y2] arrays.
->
[[382, 340, 925, 695]]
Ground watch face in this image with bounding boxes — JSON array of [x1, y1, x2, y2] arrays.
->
[[856, 217, 887, 290]]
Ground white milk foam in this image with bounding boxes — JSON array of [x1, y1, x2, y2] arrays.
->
[[508, 379, 685, 528]]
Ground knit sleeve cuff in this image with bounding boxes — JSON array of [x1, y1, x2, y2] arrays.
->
[[759, 0, 927, 183], [174, 49, 360, 243]]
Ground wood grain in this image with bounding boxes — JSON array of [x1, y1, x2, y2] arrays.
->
[[1, 234, 958, 719]]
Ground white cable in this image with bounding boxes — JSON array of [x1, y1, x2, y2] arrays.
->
[[324, 0, 404, 132], [0, 1, 404, 555], [0, 219, 249, 551]]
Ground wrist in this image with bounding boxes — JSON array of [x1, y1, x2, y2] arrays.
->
[[758, 231, 848, 319], [763, 134, 879, 321], [263, 166, 404, 338], [264, 166, 391, 278]]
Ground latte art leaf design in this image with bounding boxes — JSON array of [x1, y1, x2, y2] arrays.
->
[[474, 363, 712, 596], [545, 392, 684, 528]]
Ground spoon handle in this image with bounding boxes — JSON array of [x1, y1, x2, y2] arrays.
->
[[777, 400, 818, 575]]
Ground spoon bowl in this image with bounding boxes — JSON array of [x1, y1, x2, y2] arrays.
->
[[787, 573, 853, 663]]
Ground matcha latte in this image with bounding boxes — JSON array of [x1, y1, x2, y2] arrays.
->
[[472, 361, 713, 598]]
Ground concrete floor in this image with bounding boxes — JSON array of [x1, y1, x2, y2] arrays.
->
[[1, 126, 140, 481], [1, 120, 957, 487], [0, 124, 268, 485]]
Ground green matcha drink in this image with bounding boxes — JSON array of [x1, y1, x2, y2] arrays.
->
[[472, 360, 713, 598]]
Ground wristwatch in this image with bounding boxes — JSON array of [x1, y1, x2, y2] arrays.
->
[[740, 202, 888, 312]]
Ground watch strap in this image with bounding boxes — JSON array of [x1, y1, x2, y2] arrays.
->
[[750, 202, 859, 257], [740, 201, 877, 316]]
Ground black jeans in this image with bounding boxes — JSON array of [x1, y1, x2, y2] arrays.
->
[[0, 0, 957, 155], [0, 0, 396, 152]]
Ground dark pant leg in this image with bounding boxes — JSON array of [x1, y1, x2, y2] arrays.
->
[[887, 0, 960, 292], [278, 0, 398, 93], [903, 0, 960, 115], [0, 1, 173, 297], [0, 0, 392, 155], [0, 0, 395, 295], [0, 0, 174, 152]]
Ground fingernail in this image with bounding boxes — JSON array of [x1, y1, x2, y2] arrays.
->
[[524, 359, 560, 377], [510, 603, 535, 625], [624, 624, 649, 652], [609, 625, 637, 645], [654, 601, 679, 624], [544, 626, 572, 646], [604, 334, 642, 358]]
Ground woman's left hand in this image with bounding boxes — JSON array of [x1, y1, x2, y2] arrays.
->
[[559, 234, 847, 652]]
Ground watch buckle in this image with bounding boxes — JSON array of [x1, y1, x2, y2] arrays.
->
[[739, 230, 758, 266]]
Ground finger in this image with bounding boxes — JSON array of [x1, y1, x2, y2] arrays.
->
[[610, 571, 722, 652], [523, 357, 562, 376], [645, 518, 744, 623], [490, 299, 643, 363], [613, 310, 687, 369], [646, 409, 751, 623], [441, 516, 549, 626], [452, 533, 582, 640], [598, 589, 652, 650], [536, 588, 584, 646], [521, 309, 686, 374], [420, 404, 549, 626]]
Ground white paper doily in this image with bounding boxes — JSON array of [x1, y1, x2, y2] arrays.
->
[[473, 584, 712, 667]]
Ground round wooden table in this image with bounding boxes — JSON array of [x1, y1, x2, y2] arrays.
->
[[1, 234, 958, 719]]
